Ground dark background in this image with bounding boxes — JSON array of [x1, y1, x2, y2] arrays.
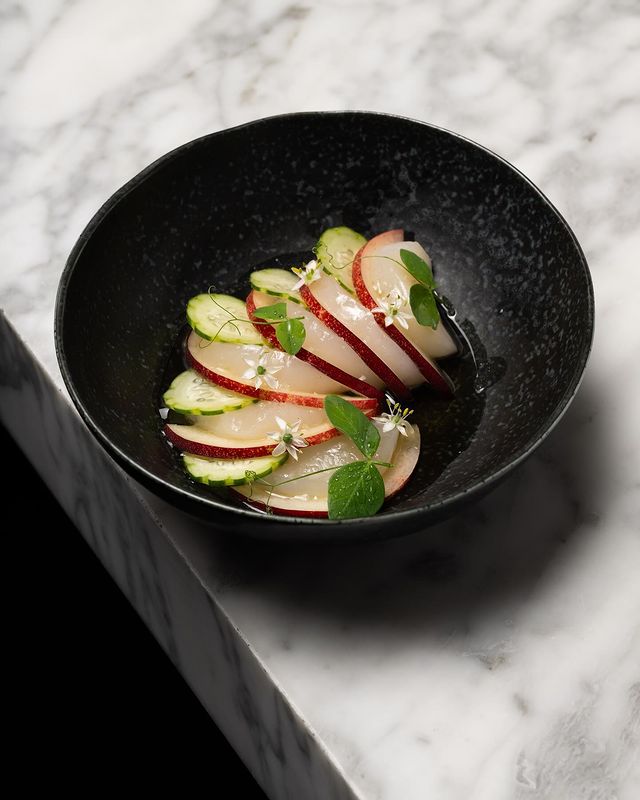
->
[[4, 423, 265, 795]]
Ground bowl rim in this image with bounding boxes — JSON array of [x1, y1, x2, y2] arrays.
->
[[55, 110, 595, 529]]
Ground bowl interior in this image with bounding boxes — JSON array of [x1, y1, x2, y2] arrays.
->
[[56, 113, 593, 537]]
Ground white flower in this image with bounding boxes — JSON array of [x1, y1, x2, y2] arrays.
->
[[267, 417, 309, 460], [371, 287, 412, 329], [291, 259, 321, 290], [242, 349, 282, 389], [373, 394, 414, 437]]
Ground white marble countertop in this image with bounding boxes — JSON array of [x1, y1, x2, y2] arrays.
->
[[2, 1, 639, 798]]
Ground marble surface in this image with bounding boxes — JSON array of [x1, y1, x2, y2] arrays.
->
[[2, 1, 640, 798]]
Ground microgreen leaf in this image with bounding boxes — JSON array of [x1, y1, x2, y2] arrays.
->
[[328, 461, 385, 519], [276, 318, 306, 355], [400, 249, 435, 289], [410, 284, 439, 329], [252, 302, 287, 321], [324, 395, 380, 458]]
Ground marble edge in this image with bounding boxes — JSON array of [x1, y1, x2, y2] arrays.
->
[[0, 310, 362, 800]]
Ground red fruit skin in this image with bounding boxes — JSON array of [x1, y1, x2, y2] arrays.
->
[[185, 346, 379, 411], [230, 491, 330, 517], [230, 434, 416, 518], [352, 232, 454, 397], [246, 291, 384, 401], [164, 421, 346, 459], [299, 284, 412, 401]]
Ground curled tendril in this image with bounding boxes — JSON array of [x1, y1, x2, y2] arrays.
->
[[315, 242, 354, 273], [201, 285, 303, 347], [206, 286, 243, 339]]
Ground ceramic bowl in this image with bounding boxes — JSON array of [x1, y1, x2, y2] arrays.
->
[[55, 112, 594, 540]]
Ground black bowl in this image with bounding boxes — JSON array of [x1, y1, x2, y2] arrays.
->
[[55, 112, 594, 541]]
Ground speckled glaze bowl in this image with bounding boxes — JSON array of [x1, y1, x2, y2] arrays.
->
[[55, 112, 594, 541]]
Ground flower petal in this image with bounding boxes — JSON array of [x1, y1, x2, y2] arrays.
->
[[263, 373, 278, 389], [286, 444, 300, 460], [382, 420, 396, 432], [272, 441, 286, 456], [275, 416, 288, 432]]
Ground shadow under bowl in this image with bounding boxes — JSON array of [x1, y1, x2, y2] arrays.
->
[[55, 112, 594, 541]]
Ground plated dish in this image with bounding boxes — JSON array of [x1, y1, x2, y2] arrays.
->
[[162, 226, 463, 518], [55, 112, 594, 540]]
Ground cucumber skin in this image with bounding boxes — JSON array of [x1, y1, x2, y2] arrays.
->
[[187, 317, 262, 346], [249, 269, 304, 305], [182, 453, 286, 486], [316, 227, 367, 293], [186, 294, 263, 345], [186, 471, 261, 488], [163, 400, 252, 416], [186, 316, 263, 346], [252, 286, 304, 305], [322, 269, 352, 294], [163, 370, 256, 416]]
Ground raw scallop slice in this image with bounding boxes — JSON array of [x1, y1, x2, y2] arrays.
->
[[165, 399, 350, 458], [352, 233, 455, 395], [302, 274, 423, 394], [235, 423, 420, 517], [366, 240, 458, 359], [186, 331, 376, 410], [189, 401, 329, 440], [248, 290, 383, 394]]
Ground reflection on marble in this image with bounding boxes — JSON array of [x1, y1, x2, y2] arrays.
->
[[2, 0, 640, 798]]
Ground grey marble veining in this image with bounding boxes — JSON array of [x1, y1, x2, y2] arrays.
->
[[1, 1, 640, 798], [0, 315, 358, 800]]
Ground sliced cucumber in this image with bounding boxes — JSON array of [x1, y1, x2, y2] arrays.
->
[[183, 451, 287, 486], [315, 227, 367, 294], [187, 293, 263, 344], [249, 268, 304, 304], [163, 370, 256, 416]]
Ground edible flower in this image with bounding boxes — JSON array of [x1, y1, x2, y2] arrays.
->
[[242, 349, 282, 389], [373, 394, 414, 437], [371, 287, 412, 329], [268, 417, 309, 460], [291, 259, 321, 290]]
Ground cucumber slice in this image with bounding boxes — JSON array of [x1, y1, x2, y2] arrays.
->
[[315, 227, 367, 294], [249, 268, 304, 304], [187, 293, 263, 344], [183, 451, 287, 486], [163, 370, 256, 415]]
